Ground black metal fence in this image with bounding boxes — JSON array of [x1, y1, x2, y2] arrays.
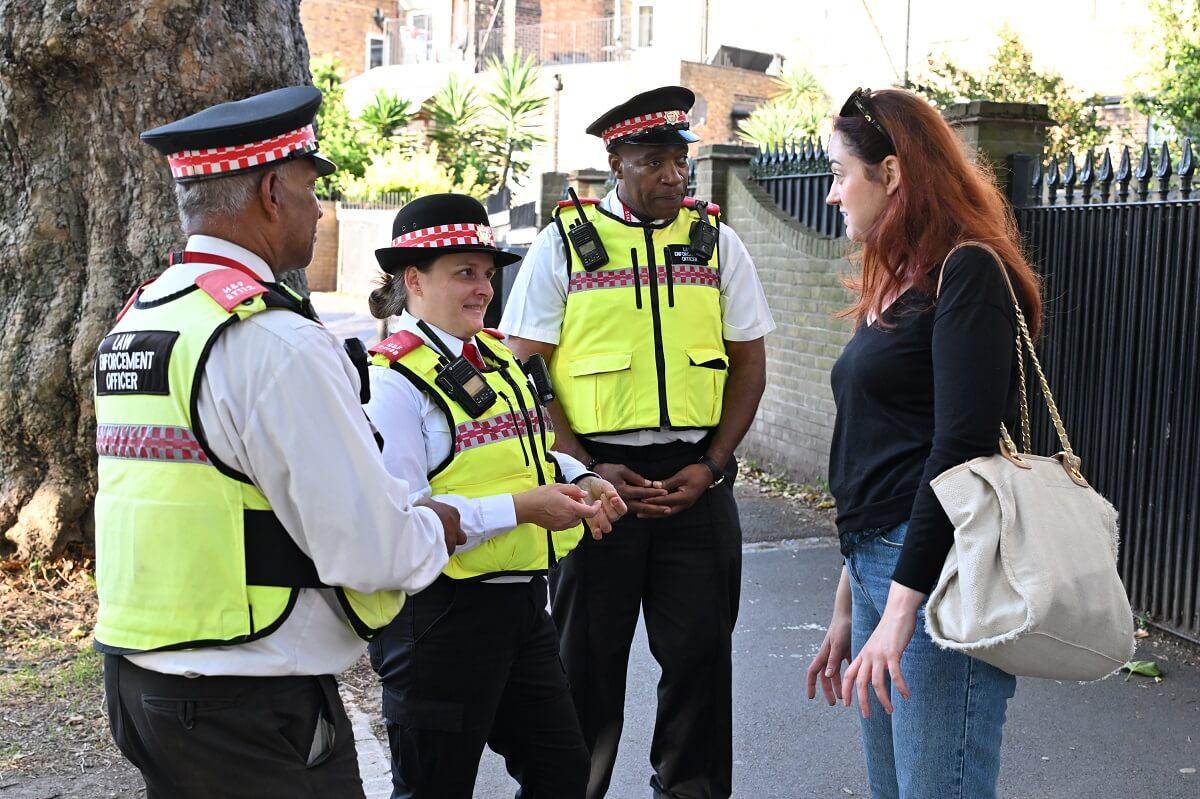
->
[[749, 141, 844, 238], [754, 138, 1200, 643], [1014, 141, 1200, 643]]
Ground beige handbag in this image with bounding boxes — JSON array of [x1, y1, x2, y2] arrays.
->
[[923, 242, 1136, 681]]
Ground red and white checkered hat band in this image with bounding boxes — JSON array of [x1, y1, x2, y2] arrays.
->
[[166, 124, 318, 179], [602, 110, 689, 145], [391, 223, 496, 249]]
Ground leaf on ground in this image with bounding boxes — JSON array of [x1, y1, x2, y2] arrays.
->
[[1122, 659, 1163, 680]]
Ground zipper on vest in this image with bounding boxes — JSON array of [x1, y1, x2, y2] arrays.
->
[[643, 229, 671, 428], [630, 248, 643, 309], [495, 368, 547, 485], [663, 246, 676, 308]]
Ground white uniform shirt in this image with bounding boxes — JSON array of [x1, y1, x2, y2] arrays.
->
[[499, 189, 776, 445], [364, 312, 591, 582], [128, 236, 449, 677]]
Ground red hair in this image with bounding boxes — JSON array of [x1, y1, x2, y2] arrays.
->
[[834, 88, 1042, 335]]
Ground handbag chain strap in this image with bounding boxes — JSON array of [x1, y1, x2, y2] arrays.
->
[[937, 242, 1082, 479]]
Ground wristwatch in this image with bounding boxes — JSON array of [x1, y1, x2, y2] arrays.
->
[[698, 455, 725, 488]]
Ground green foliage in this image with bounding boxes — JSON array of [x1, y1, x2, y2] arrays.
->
[[339, 145, 487, 201], [737, 66, 830, 149], [310, 57, 372, 196], [483, 55, 548, 189], [915, 28, 1109, 157], [359, 91, 415, 142], [1133, 1, 1200, 141], [424, 73, 493, 196]]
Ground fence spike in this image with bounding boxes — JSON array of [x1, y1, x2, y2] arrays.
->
[[1063, 154, 1078, 203], [1117, 145, 1132, 202], [1046, 156, 1060, 205], [1156, 140, 1173, 200], [1097, 148, 1114, 202], [1135, 143, 1152, 201], [1080, 151, 1095, 203], [1180, 139, 1195, 200]]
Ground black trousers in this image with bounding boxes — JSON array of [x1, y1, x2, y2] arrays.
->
[[369, 574, 589, 799], [550, 439, 743, 799], [103, 654, 362, 799]]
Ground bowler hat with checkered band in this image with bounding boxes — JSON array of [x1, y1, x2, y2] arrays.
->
[[375, 193, 522, 274]]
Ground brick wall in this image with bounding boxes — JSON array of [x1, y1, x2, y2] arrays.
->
[[722, 171, 854, 482], [301, 0, 382, 77], [309, 200, 339, 292], [540, 0, 608, 26], [681, 61, 779, 146]]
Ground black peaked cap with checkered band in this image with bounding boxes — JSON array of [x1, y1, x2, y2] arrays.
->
[[585, 85, 700, 151], [376, 193, 522, 274], [141, 85, 336, 183]]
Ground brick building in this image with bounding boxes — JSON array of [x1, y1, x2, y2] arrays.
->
[[301, 0, 393, 77]]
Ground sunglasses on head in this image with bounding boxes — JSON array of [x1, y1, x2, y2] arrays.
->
[[840, 87, 895, 151]]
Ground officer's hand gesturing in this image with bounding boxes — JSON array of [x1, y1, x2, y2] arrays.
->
[[638, 463, 712, 518], [416, 498, 467, 554], [592, 463, 668, 517], [575, 475, 628, 538], [515, 484, 602, 531]]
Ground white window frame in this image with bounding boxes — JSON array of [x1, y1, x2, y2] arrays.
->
[[366, 32, 385, 70], [633, 1, 654, 49]]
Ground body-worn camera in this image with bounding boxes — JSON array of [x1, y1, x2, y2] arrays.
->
[[565, 187, 609, 271], [689, 200, 719, 262], [435, 356, 496, 419], [522, 353, 556, 405]]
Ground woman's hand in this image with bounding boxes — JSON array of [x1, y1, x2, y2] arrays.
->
[[841, 581, 926, 717], [575, 475, 628, 538], [592, 463, 668, 515], [514, 484, 600, 531], [806, 567, 854, 705]]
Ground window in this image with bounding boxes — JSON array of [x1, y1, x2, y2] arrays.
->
[[407, 10, 433, 62], [635, 2, 654, 48], [366, 34, 385, 70]]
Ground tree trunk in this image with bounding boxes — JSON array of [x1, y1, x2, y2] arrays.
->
[[0, 1, 313, 558]]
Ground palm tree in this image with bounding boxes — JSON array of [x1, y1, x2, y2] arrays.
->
[[483, 54, 548, 190], [360, 91, 413, 141], [424, 73, 491, 190], [737, 65, 830, 149]]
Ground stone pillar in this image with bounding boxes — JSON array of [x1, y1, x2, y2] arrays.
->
[[567, 167, 610, 200], [692, 143, 758, 210], [942, 101, 1052, 206], [537, 170, 567, 228]]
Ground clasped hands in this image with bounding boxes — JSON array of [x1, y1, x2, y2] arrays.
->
[[514, 478, 628, 539], [592, 462, 713, 518]]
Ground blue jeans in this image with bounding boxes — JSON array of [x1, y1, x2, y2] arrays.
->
[[846, 522, 1016, 799]]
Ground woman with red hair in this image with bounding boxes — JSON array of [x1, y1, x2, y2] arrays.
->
[[805, 87, 1043, 798]]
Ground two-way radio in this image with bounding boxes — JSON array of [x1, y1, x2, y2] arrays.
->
[[688, 199, 719, 262], [416, 320, 497, 418], [565, 187, 609, 271]]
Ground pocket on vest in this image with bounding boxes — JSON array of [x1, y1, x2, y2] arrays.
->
[[566, 351, 634, 432]]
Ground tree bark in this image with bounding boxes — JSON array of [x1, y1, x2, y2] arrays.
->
[[0, 1, 312, 558]]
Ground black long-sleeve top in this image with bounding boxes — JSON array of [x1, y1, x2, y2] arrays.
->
[[828, 245, 1020, 593]]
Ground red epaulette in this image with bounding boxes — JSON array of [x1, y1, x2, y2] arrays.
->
[[114, 278, 157, 323], [368, 330, 424, 363], [194, 269, 268, 312], [480, 328, 506, 341], [556, 197, 602, 208], [683, 196, 721, 216]]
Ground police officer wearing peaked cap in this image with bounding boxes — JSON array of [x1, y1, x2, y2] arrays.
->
[[501, 86, 776, 798], [94, 85, 465, 798]]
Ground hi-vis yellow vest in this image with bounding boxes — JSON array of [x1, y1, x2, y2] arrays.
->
[[369, 328, 584, 580], [550, 199, 727, 436], [93, 264, 403, 654]]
